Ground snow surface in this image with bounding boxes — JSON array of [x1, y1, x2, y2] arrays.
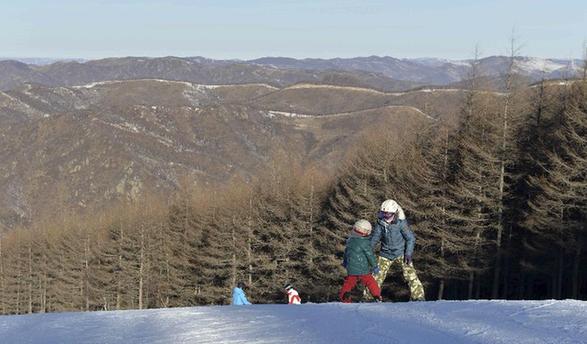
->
[[0, 300, 585, 344]]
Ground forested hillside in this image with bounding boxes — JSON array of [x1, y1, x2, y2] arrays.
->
[[0, 62, 585, 315]]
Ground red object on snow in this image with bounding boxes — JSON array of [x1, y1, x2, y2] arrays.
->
[[287, 288, 302, 304]]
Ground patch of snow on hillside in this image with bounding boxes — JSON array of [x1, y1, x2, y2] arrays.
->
[[193, 83, 279, 90], [0, 91, 17, 103], [405, 106, 435, 120], [0, 91, 35, 111], [194, 84, 221, 90], [266, 105, 436, 119], [515, 58, 567, 73], [410, 58, 471, 68], [450, 60, 472, 67], [0, 300, 585, 344], [22, 86, 51, 105], [72, 80, 279, 91], [92, 118, 140, 134], [267, 110, 312, 118], [72, 80, 121, 89], [285, 83, 387, 94]]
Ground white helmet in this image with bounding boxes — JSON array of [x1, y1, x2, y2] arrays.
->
[[380, 199, 400, 213], [380, 199, 406, 220], [353, 219, 372, 236]]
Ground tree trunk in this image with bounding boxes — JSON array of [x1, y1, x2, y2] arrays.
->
[[492, 219, 503, 298], [308, 183, 315, 269], [38, 244, 47, 313], [84, 236, 90, 311], [309, 184, 314, 237], [16, 257, 22, 314], [438, 237, 446, 300], [438, 279, 445, 300], [0, 236, 4, 314], [517, 273, 525, 300], [41, 268, 47, 313], [550, 274, 556, 299], [159, 220, 170, 308], [139, 226, 145, 310], [555, 249, 564, 299], [247, 198, 253, 286], [467, 272, 474, 299], [231, 217, 237, 289], [475, 272, 481, 299], [116, 225, 124, 310], [571, 247, 581, 299], [502, 225, 513, 299], [468, 225, 482, 299], [246, 237, 252, 286], [493, 38, 516, 299], [439, 130, 449, 302], [28, 245, 33, 314], [492, 121, 507, 298]]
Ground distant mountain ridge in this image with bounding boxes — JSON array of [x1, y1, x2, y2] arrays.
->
[[0, 56, 419, 92], [248, 55, 582, 84], [0, 79, 446, 229], [0, 55, 582, 92], [0, 57, 86, 65]]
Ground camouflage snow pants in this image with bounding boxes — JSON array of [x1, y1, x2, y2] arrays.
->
[[364, 255, 426, 301]]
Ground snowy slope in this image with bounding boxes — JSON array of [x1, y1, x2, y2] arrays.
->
[[0, 300, 586, 344]]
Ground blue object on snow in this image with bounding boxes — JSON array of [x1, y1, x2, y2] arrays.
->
[[232, 287, 251, 305]]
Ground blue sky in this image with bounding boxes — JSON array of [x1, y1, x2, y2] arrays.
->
[[1, 0, 585, 59]]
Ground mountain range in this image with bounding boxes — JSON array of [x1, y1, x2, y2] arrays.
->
[[1, 78, 467, 229], [0, 55, 583, 92], [0, 54, 581, 230]]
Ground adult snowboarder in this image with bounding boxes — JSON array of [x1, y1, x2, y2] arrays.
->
[[283, 284, 302, 304], [366, 199, 425, 301], [339, 219, 382, 303], [232, 282, 252, 305]]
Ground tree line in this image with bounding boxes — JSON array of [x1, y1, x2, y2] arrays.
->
[[0, 60, 585, 315]]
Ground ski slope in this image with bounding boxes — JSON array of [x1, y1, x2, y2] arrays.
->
[[0, 300, 586, 344]]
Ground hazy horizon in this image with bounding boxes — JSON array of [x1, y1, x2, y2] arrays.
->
[[2, 0, 585, 60], [1, 54, 585, 64]]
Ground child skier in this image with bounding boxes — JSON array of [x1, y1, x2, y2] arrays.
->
[[366, 199, 426, 301], [231, 282, 252, 305], [339, 219, 382, 303], [284, 284, 302, 304]]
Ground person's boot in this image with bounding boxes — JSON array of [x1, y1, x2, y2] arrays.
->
[[341, 292, 352, 303]]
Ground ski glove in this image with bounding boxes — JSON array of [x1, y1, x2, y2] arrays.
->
[[372, 266, 380, 275], [404, 255, 412, 265]]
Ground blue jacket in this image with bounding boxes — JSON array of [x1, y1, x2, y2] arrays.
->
[[231, 287, 251, 305], [370, 218, 415, 260]]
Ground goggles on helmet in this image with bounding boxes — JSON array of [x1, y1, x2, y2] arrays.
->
[[379, 210, 397, 222]]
